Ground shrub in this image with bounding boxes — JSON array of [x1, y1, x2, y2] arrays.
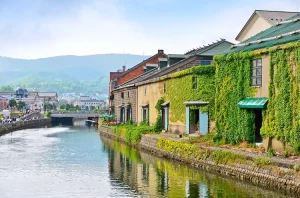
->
[[114, 123, 154, 144], [254, 157, 272, 167], [267, 147, 275, 157], [293, 164, 300, 171]]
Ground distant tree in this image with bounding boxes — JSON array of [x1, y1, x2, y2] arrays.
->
[[0, 85, 14, 92], [65, 104, 71, 110], [9, 99, 17, 108], [90, 106, 95, 111], [85, 106, 89, 111], [60, 104, 66, 109], [44, 103, 53, 111], [17, 101, 26, 111]]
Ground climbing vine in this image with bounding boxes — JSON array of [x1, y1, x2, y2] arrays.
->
[[163, 65, 215, 124], [261, 46, 300, 151], [214, 41, 300, 149], [214, 52, 258, 144], [153, 98, 165, 131]]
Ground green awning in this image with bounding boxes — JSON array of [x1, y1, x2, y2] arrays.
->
[[238, 98, 268, 109]]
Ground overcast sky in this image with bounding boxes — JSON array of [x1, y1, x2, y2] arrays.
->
[[0, 0, 300, 59]]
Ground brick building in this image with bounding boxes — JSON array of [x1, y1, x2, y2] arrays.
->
[[116, 50, 166, 85], [109, 50, 166, 122], [108, 66, 126, 114]]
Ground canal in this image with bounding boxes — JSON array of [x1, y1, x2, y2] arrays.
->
[[0, 122, 295, 198]]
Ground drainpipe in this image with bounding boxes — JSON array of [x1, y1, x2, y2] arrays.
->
[[136, 87, 138, 124]]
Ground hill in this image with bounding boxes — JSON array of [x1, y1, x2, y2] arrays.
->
[[0, 54, 149, 96]]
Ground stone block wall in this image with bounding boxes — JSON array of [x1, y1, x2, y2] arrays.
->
[[114, 87, 137, 124], [0, 119, 51, 136]]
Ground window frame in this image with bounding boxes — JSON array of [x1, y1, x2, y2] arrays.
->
[[252, 59, 262, 86], [192, 76, 198, 89]]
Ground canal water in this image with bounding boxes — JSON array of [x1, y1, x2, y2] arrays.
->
[[0, 122, 295, 198]]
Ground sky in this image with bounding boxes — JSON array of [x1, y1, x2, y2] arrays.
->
[[0, 0, 300, 59]]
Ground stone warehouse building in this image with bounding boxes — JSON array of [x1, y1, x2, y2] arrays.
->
[[109, 50, 167, 123], [111, 39, 232, 130], [215, 13, 300, 151]]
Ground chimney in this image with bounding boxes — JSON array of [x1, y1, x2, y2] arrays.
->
[[158, 49, 164, 54], [122, 66, 126, 72]]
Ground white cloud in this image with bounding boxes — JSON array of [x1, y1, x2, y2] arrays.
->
[[0, 0, 300, 58], [0, 0, 160, 58]]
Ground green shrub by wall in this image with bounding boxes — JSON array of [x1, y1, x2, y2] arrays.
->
[[163, 65, 215, 124]]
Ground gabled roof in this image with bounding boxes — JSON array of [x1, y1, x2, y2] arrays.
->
[[115, 50, 166, 80], [113, 39, 232, 90], [184, 39, 234, 56], [227, 14, 300, 53], [236, 10, 300, 40]]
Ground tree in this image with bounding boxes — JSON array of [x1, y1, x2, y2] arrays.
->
[[44, 103, 53, 111], [17, 101, 26, 111], [9, 99, 17, 108], [0, 85, 14, 92], [60, 104, 66, 109]]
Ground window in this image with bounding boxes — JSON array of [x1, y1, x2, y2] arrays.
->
[[144, 87, 147, 96], [128, 91, 130, 98], [252, 59, 262, 86], [192, 76, 198, 89], [121, 92, 124, 99], [163, 83, 166, 94], [200, 60, 212, 65]]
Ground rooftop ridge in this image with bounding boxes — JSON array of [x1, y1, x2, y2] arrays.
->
[[184, 38, 226, 55]]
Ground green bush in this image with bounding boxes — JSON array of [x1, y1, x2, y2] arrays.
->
[[45, 111, 52, 118], [114, 123, 155, 144], [254, 157, 272, 167]]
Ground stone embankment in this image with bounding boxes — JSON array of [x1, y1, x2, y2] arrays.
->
[[99, 125, 300, 195], [0, 119, 51, 136]]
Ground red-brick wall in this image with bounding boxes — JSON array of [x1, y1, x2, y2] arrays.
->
[[117, 53, 166, 85]]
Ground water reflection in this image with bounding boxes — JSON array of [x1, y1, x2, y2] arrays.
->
[[101, 135, 294, 198]]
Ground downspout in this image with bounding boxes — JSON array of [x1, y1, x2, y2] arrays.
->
[[136, 85, 138, 125]]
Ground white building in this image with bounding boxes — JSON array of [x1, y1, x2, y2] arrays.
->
[[74, 96, 105, 110]]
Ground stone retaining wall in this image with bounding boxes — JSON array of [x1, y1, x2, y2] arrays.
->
[[0, 119, 51, 136], [98, 126, 300, 194]]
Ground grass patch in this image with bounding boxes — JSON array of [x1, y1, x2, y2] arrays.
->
[[254, 157, 272, 167], [212, 149, 246, 165]]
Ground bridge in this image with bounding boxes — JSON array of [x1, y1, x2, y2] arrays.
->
[[51, 112, 102, 123]]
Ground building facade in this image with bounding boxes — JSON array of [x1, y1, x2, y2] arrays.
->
[[215, 14, 300, 151], [111, 50, 167, 123], [235, 10, 299, 42]]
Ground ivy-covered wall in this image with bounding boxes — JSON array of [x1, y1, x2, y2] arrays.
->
[[214, 52, 257, 144], [214, 41, 300, 150], [261, 45, 300, 151], [163, 65, 216, 124]]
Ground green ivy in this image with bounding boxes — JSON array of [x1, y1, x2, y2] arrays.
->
[[214, 41, 300, 148], [214, 52, 257, 144], [163, 65, 215, 124], [153, 98, 165, 132], [261, 47, 300, 151]]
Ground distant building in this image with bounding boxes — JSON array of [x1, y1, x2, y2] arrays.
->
[[74, 96, 105, 110], [236, 10, 300, 42], [0, 96, 8, 111], [0, 89, 59, 112]]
